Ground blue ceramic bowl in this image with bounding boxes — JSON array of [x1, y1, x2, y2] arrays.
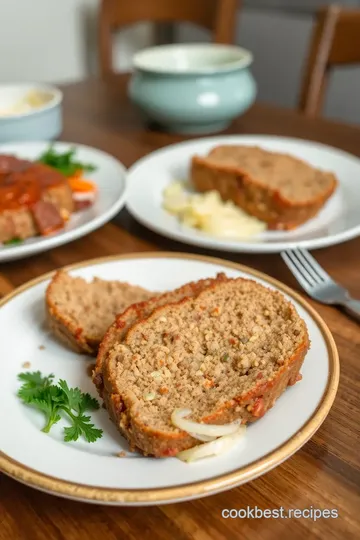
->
[[0, 84, 62, 143], [129, 44, 256, 135]]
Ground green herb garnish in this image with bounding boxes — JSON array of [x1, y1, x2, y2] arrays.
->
[[4, 237, 23, 246], [38, 146, 97, 177], [17, 371, 103, 443]]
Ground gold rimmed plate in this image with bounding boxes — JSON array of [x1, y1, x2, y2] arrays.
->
[[0, 253, 339, 505]]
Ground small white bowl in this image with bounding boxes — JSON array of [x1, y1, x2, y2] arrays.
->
[[0, 84, 62, 143]]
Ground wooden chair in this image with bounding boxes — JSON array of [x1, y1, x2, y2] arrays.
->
[[299, 5, 360, 117], [98, 0, 239, 78]]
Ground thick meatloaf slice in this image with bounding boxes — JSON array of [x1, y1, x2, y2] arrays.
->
[[191, 145, 338, 230], [98, 277, 309, 457], [46, 271, 155, 355], [94, 272, 228, 396]]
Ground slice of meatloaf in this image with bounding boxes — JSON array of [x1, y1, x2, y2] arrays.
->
[[94, 272, 228, 396], [0, 155, 74, 243], [191, 145, 338, 230], [46, 271, 156, 355], [97, 277, 309, 457], [0, 208, 37, 243]]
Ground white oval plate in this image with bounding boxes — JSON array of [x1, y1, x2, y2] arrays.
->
[[0, 141, 127, 262], [0, 253, 339, 505], [126, 135, 360, 253]]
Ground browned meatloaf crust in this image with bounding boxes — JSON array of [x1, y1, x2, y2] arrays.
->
[[191, 145, 338, 230], [46, 271, 156, 355], [95, 276, 309, 457], [0, 155, 74, 243]]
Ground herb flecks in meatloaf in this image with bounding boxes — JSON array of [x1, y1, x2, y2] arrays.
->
[[94, 272, 228, 388], [46, 271, 155, 355], [98, 277, 309, 457]]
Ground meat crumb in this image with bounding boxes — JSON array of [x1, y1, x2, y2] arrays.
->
[[39, 345, 45, 350], [116, 451, 127, 458], [87, 362, 96, 378], [22, 361, 31, 369]]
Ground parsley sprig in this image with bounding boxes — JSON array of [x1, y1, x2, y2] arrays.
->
[[3, 238, 23, 246], [18, 371, 103, 443], [38, 146, 97, 177]]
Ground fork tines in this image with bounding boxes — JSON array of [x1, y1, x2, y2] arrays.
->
[[281, 248, 331, 289]]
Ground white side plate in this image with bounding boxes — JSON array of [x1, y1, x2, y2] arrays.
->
[[0, 141, 127, 262], [126, 135, 360, 253]]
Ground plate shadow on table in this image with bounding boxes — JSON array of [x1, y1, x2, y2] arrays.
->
[[114, 209, 286, 281], [114, 208, 360, 300]]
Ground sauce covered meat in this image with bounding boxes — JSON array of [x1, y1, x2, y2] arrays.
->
[[0, 155, 68, 211], [0, 155, 74, 242]]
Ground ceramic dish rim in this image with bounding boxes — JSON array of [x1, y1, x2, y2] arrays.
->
[[132, 43, 253, 74], [0, 83, 62, 120]]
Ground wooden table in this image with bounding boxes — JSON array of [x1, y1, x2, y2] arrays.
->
[[0, 76, 359, 540]]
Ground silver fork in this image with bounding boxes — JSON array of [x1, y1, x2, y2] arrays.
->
[[281, 248, 360, 322]]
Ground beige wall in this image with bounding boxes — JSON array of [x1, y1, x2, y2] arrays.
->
[[0, 0, 153, 82]]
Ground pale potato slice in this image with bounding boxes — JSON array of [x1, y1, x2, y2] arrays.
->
[[162, 181, 266, 239]]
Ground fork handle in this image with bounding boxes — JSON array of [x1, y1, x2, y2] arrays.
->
[[342, 297, 360, 322]]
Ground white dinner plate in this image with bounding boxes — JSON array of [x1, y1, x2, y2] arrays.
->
[[0, 253, 338, 505], [126, 135, 360, 253], [0, 141, 127, 262]]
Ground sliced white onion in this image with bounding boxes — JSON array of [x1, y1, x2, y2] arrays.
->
[[188, 432, 217, 442], [171, 408, 240, 438], [176, 426, 246, 463]]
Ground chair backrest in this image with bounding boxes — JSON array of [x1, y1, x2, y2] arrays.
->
[[99, 0, 239, 78], [299, 6, 360, 117]]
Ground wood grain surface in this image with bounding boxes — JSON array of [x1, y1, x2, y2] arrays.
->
[[0, 76, 359, 540]]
